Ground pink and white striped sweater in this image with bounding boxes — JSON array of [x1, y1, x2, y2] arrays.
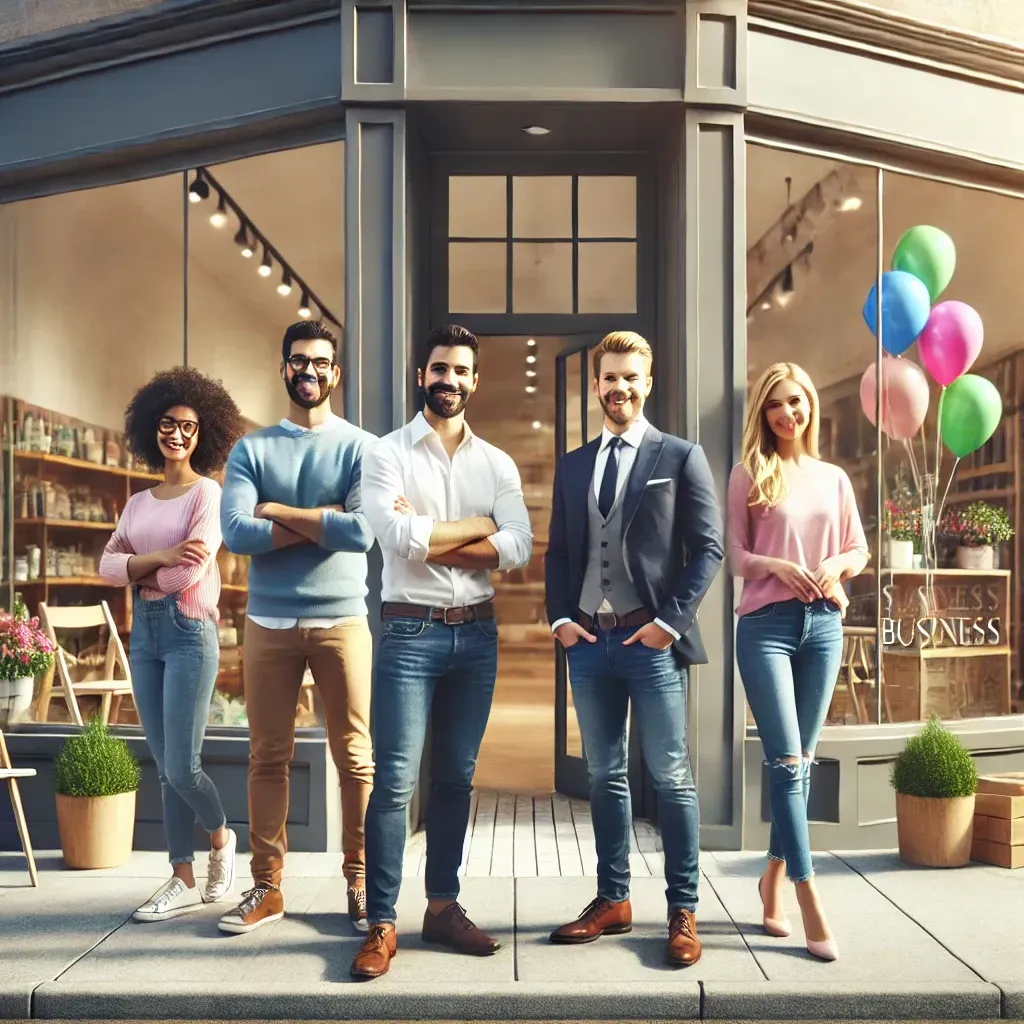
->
[[99, 477, 222, 621]]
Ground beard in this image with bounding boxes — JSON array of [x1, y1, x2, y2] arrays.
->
[[422, 383, 470, 419], [600, 388, 641, 425], [286, 371, 333, 410]]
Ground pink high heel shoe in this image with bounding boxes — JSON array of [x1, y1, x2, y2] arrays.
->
[[806, 936, 839, 961], [758, 876, 792, 938]]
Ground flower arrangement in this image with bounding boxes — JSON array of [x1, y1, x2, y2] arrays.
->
[[0, 594, 56, 683], [938, 501, 1014, 549], [884, 498, 922, 545]]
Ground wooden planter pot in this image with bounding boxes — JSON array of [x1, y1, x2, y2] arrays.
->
[[55, 790, 137, 869], [896, 792, 975, 867]]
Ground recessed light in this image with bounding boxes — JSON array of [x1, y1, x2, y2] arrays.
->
[[523, 126, 550, 136]]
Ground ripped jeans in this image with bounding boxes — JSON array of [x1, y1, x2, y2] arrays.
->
[[736, 599, 843, 883]]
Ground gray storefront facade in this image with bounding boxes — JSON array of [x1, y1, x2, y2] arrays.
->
[[2, 0, 1024, 858]]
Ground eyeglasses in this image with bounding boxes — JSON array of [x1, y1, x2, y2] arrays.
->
[[287, 354, 334, 374], [157, 416, 199, 439]]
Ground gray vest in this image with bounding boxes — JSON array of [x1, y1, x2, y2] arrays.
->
[[579, 483, 643, 616]]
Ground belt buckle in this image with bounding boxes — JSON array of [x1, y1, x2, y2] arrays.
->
[[441, 606, 458, 626]]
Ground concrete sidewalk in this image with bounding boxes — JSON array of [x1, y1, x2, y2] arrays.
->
[[2, 846, 1022, 1020]]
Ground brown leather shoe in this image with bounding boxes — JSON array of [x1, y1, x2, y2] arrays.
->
[[667, 909, 702, 966], [350, 923, 397, 978], [422, 902, 500, 955], [549, 896, 633, 944]]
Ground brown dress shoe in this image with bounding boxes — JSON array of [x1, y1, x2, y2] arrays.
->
[[422, 902, 500, 955], [549, 896, 633, 944], [667, 909, 702, 966], [350, 923, 397, 978]]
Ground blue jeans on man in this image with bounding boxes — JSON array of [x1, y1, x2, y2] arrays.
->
[[566, 626, 700, 913], [364, 617, 498, 924]]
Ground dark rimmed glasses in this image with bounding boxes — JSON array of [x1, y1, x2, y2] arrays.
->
[[287, 354, 334, 374], [158, 416, 199, 439]]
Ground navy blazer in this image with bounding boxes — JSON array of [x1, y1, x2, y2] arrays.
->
[[545, 425, 725, 666]]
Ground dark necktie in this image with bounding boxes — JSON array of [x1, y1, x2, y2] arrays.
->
[[598, 436, 622, 519]]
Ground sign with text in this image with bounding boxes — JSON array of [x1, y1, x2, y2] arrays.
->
[[881, 579, 1006, 650]]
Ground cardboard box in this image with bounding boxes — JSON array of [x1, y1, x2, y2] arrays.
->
[[973, 813, 1024, 845], [971, 836, 1024, 869], [978, 773, 1024, 797], [974, 792, 1024, 819]]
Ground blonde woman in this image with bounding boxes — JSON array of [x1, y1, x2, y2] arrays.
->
[[726, 362, 868, 962]]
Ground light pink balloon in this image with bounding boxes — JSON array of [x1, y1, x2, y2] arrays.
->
[[917, 301, 984, 386], [860, 357, 931, 440]]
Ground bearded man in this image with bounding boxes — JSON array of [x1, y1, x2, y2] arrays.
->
[[219, 320, 377, 935], [349, 324, 532, 979]]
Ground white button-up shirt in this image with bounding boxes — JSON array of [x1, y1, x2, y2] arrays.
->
[[551, 415, 680, 640], [361, 412, 533, 606]]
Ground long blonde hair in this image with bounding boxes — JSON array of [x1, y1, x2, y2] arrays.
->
[[741, 362, 820, 508]]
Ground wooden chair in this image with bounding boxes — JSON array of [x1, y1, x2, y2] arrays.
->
[[0, 728, 38, 886], [37, 602, 132, 727]]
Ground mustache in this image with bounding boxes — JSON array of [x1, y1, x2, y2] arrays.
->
[[428, 384, 464, 396]]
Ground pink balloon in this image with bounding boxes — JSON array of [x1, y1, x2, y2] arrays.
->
[[917, 301, 984, 386], [860, 357, 930, 440]]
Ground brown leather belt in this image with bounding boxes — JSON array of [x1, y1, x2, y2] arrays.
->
[[577, 608, 653, 631], [381, 600, 495, 625]]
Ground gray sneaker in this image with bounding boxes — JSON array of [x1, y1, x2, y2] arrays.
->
[[204, 828, 237, 903], [133, 877, 203, 923]]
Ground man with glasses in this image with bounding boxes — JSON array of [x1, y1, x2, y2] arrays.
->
[[218, 320, 377, 935]]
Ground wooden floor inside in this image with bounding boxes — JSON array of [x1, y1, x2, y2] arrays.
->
[[403, 789, 663, 878]]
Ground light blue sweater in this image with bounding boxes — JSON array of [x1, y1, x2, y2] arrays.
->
[[220, 418, 376, 619]]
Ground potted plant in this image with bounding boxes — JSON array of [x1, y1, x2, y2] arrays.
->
[[53, 714, 141, 869], [884, 498, 920, 570], [0, 593, 55, 724], [939, 501, 1013, 570], [891, 716, 977, 867]]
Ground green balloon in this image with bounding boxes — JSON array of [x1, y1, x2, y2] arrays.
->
[[892, 225, 956, 303], [939, 374, 1003, 458]]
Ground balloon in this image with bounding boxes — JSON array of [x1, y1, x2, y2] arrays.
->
[[860, 357, 930, 440], [917, 301, 984, 386], [939, 374, 1003, 458], [862, 271, 931, 356], [892, 225, 956, 303]]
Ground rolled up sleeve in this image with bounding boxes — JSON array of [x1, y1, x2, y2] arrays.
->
[[486, 453, 533, 571], [360, 440, 433, 561]]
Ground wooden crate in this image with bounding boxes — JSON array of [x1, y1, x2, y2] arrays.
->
[[972, 775, 1024, 867], [971, 837, 1024, 869]]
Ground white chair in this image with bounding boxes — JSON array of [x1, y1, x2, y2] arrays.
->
[[37, 602, 132, 727], [0, 727, 38, 886]]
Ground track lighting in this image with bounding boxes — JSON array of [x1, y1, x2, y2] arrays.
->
[[235, 224, 254, 258], [298, 292, 312, 318], [188, 174, 209, 204], [277, 271, 293, 297], [209, 193, 228, 229], [258, 248, 273, 278]]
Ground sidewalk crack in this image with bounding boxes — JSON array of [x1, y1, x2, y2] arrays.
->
[[700, 865, 768, 981]]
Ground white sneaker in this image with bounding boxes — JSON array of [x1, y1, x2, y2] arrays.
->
[[204, 828, 237, 903], [133, 877, 203, 922]]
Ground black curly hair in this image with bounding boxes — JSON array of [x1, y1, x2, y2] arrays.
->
[[124, 366, 244, 476]]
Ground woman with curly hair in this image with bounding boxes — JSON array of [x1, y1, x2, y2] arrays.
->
[[727, 362, 868, 963], [99, 366, 244, 923]]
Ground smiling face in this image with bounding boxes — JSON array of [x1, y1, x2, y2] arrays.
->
[[418, 343, 478, 419], [282, 337, 340, 410], [594, 350, 653, 430], [157, 404, 199, 465], [763, 378, 812, 445]]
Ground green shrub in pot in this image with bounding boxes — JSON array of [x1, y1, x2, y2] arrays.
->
[[54, 714, 141, 797], [891, 715, 978, 799]]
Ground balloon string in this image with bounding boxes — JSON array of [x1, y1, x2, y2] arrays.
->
[[936, 455, 960, 538]]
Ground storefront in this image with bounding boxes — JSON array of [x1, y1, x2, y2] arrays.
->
[[1, 0, 1023, 856]]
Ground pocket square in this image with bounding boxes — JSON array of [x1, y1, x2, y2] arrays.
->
[[646, 478, 672, 487]]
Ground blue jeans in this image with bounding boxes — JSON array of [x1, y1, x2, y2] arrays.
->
[[566, 629, 699, 914], [130, 593, 226, 865], [364, 617, 498, 924], [735, 598, 843, 883]]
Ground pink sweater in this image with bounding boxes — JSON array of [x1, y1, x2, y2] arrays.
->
[[99, 478, 222, 621], [727, 459, 868, 617]]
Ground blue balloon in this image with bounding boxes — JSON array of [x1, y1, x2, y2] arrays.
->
[[862, 270, 931, 356]]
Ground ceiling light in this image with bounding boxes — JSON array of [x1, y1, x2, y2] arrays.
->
[[298, 292, 312, 318], [209, 194, 228, 229], [839, 196, 863, 212], [258, 249, 273, 278], [525, 385, 537, 394], [235, 224, 254, 258], [523, 126, 550, 136], [760, 300, 772, 311], [527, 338, 537, 347], [532, 421, 542, 430], [526, 354, 536, 364], [188, 174, 209, 204], [277, 270, 293, 297], [526, 370, 537, 378]]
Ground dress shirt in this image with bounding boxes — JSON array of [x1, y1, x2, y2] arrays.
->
[[551, 415, 681, 641], [360, 412, 533, 606], [248, 414, 362, 631]]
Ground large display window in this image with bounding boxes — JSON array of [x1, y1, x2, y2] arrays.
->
[[0, 142, 345, 733], [746, 141, 1021, 726]]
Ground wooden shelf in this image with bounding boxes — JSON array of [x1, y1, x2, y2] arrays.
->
[[883, 568, 1012, 577], [2, 577, 117, 588], [14, 518, 116, 531], [885, 646, 1012, 659], [13, 449, 161, 482]]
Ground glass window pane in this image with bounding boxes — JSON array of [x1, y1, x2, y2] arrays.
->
[[449, 175, 506, 238], [449, 242, 507, 313], [512, 242, 572, 313], [578, 242, 637, 313], [578, 176, 637, 238], [512, 176, 572, 239]]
